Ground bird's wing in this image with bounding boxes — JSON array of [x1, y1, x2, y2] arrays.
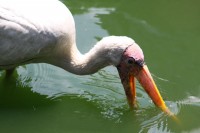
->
[[0, 3, 58, 68]]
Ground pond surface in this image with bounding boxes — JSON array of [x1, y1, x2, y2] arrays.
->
[[0, 0, 200, 132]]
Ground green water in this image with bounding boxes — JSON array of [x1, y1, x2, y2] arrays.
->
[[0, 0, 200, 132]]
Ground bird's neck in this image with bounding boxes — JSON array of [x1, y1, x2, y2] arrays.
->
[[67, 47, 110, 75], [55, 36, 132, 75]]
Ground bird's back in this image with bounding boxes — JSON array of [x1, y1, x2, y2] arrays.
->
[[0, 0, 75, 69]]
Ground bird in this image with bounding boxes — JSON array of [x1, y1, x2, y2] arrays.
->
[[0, 0, 173, 115]]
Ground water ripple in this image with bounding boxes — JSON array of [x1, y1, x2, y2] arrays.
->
[[177, 96, 200, 107], [16, 64, 170, 121]]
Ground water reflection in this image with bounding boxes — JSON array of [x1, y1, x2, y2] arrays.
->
[[15, 62, 180, 125], [179, 96, 200, 107], [74, 7, 114, 53], [0, 71, 53, 109]]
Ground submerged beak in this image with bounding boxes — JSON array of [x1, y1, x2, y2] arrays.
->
[[136, 65, 172, 115], [118, 64, 173, 115]]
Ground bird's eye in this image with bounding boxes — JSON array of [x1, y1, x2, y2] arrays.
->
[[126, 57, 135, 65]]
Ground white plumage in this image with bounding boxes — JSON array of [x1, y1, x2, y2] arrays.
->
[[0, 0, 135, 74]]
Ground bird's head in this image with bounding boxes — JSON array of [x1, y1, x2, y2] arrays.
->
[[115, 38, 173, 115], [92, 36, 173, 115]]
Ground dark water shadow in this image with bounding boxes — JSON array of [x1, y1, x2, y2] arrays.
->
[[0, 71, 55, 109]]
